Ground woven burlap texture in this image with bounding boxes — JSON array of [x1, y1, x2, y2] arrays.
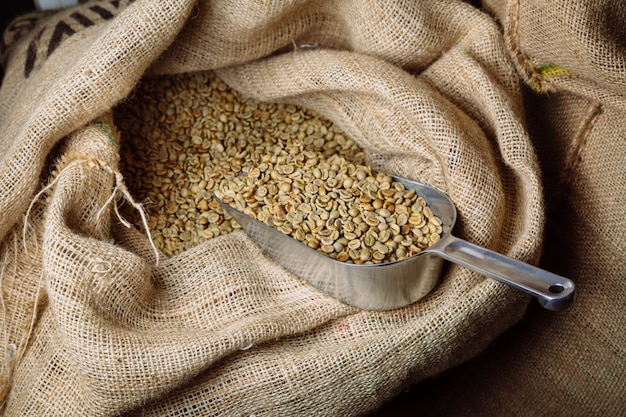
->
[[0, 0, 542, 415], [397, 1, 625, 416]]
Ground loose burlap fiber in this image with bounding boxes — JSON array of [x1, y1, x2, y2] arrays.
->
[[1, 0, 544, 415], [379, 1, 625, 416]]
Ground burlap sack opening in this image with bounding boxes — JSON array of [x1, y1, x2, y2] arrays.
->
[[0, 0, 545, 415]]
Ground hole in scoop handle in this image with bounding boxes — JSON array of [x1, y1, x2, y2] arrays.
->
[[435, 235, 575, 311]]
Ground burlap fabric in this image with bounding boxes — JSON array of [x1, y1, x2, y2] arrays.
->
[[1, 0, 547, 415], [375, 1, 625, 416]]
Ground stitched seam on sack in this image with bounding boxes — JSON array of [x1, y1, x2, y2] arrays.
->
[[543, 102, 603, 258], [505, 0, 551, 93], [572, 304, 626, 363], [560, 102, 603, 188]]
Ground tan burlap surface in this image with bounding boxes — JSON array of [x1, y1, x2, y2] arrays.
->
[[375, 1, 625, 416], [0, 0, 575, 416]]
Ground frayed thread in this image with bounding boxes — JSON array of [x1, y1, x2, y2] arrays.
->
[[23, 154, 160, 266]]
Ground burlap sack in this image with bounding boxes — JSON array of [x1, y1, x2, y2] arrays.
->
[[0, 0, 545, 415], [376, 1, 625, 415]]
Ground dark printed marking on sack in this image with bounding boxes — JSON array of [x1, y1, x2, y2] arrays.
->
[[0, 12, 49, 61], [46, 21, 75, 57], [21, 0, 134, 78], [89, 5, 115, 20], [24, 28, 45, 77], [69, 12, 95, 28]]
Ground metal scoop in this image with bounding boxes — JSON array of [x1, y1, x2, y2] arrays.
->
[[218, 177, 574, 311]]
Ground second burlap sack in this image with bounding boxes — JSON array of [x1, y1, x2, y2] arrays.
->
[[385, 1, 625, 416], [0, 0, 543, 415]]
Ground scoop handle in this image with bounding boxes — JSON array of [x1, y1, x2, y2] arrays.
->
[[433, 234, 574, 311]]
